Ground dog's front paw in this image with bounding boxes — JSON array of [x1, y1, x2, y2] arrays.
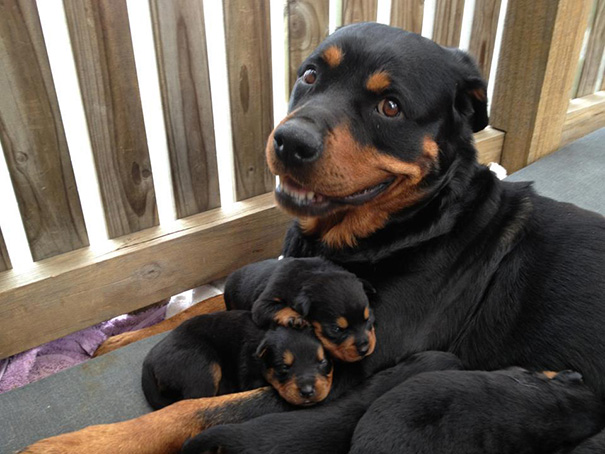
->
[[287, 315, 310, 329]]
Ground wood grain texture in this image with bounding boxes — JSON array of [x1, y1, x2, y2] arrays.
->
[[390, 0, 424, 34], [223, 0, 275, 201], [432, 0, 465, 47], [468, 0, 502, 78], [561, 91, 605, 146], [288, 0, 329, 91], [342, 0, 378, 24], [490, 0, 591, 172], [474, 127, 504, 164], [576, 0, 605, 97], [64, 0, 158, 238], [150, 0, 220, 219], [0, 0, 89, 261], [0, 193, 291, 358], [0, 229, 10, 272]]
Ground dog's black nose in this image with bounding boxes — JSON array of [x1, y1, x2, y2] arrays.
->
[[357, 340, 370, 356], [273, 120, 322, 167], [299, 384, 316, 398]]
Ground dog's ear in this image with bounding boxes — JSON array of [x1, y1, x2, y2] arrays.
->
[[292, 292, 312, 317], [359, 279, 376, 297], [255, 338, 269, 359], [448, 49, 489, 133]]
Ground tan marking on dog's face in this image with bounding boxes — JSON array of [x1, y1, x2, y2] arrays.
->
[[366, 327, 377, 356], [317, 345, 325, 362], [336, 317, 349, 329], [322, 45, 343, 67], [283, 350, 294, 367], [542, 371, 557, 379], [312, 322, 362, 362], [210, 362, 222, 395], [366, 71, 391, 92], [314, 366, 333, 402], [363, 306, 370, 320]]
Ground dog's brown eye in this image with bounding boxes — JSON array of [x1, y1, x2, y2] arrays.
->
[[378, 98, 400, 117], [302, 68, 317, 84]]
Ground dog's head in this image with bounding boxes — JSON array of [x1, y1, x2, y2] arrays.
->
[[293, 271, 376, 362], [266, 23, 487, 248], [256, 326, 333, 406]]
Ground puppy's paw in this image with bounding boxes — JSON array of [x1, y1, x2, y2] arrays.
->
[[287, 316, 310, 329]]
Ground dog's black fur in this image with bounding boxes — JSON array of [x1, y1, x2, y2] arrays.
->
[[350, 368, 605, 454], [225, 257, 376, 362], [180, 351, 464, 454], [142, 311, 333, 409]]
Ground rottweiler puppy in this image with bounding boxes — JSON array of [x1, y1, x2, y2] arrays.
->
[[350, 368, 605, 454], [142, 311, 333, 409], [180, 351, 463, 454], [225, 257, 376, 362]]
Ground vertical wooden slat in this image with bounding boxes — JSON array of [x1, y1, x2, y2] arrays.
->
[[0, 230, 11, 272], [490, 0, 592, 172], [468, 0, 502, 78], [150, 0, 220, 219], [576, 0, 605, 97], [390, 0, 424, 34], [223, 1, 274, 201], [64, 0, 158, 238], [432, 0, 465, 47], [0, 0, 89, 261], [342, 0, 378, 24], [288, 0, 329, 92]]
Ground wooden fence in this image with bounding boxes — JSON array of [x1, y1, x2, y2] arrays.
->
[[0, 0, 603, 359]]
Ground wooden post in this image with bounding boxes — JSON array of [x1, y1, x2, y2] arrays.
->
[[390, 0, 424, 34], [490, 0, 592, 172], [0, 230, 10, 272]]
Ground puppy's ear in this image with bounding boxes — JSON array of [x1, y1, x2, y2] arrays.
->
[[292, 292, 312, 317], [359, 279, 376, 296], [255, 338, 269, 359], [448, 48, 488, 133]]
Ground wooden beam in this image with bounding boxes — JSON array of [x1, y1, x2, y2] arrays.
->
[[0, 0, 89, 261], [288, 0, 329, 92], [490, 0, 592, 172], [64, 0, 159, 238], [432, 0, 465, 47], [0, 194, 291, 359], [475, 127, 505, 165], [576, 0, 605, 97], [150, 0, 221, 219], [561, 91, 605, 147], [342, 0, 378, 24], [223, 0, 275, 201], [390, 0, 424, 34], [468, 0, 502, 78], [0, 229, 10, 272]]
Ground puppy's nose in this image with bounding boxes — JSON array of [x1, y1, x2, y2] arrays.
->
[[299, 384, 316, 398], [357, 340, 370, 356], [273, 121, 322, 167]]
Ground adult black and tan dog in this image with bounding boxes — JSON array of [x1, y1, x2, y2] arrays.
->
[[23, 22, 605, 454]]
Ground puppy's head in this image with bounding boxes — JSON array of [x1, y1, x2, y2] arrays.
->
[[266, 23, 487, 248], [256, 326, 333, 406], [295, 272, 376, 362]]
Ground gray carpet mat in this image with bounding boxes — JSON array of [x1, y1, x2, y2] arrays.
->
[[0, 128, 603, 453]]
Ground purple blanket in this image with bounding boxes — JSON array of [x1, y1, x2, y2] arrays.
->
[[0, 304, 166, 394]]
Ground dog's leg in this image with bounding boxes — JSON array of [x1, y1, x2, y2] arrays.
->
[[93, 295, 226, 357], [20, 388, 289, 454]]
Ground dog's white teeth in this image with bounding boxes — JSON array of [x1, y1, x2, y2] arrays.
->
[[280, 183, 318, 204]]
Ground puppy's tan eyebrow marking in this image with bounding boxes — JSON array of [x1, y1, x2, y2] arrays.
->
[[317, 346, 325, 361], [322, 45, 343, 68], [364, 306, 370, 320], [366, 70, 391, 92], [283, 350, 294, 366], [336, 317, 349, 329]]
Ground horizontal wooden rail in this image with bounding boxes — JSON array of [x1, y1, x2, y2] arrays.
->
[[561, 91, 605, 147], [0, 194, 291, 359]]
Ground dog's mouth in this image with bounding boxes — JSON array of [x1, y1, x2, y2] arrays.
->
[[276, 176, 395, 216]]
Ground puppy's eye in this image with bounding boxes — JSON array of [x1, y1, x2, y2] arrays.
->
[[302, 68, 317, 85], [377, 98, 400, 117], [332, 325, 344, 334]]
